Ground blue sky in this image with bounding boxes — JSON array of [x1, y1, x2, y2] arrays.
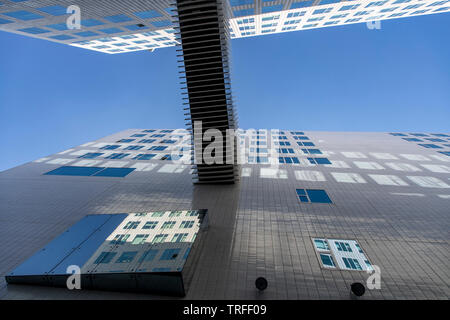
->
[[0, 13, 449, 171]]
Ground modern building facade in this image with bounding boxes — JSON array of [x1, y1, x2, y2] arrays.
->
[[1, 129, 449, 299], [0, 0, 449, 54]]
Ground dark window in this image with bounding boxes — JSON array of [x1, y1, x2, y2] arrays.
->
[[296, 189, 332, 203]]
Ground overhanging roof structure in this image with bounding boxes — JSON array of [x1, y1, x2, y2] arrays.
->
[[0, 0, 448, 54]]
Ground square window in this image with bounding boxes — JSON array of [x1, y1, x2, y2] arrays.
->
[[81, 19, 104, 27], [168, 211, 182, 217], [139, 249, 158, 262], [133, 154, 156, 160], [49, 34, 75, 40], [320, 254, 336, 268], [94, 252, 117, 264], [171, 233, 188, 243], [74, 31, 99, 37], [307, 189, 332, 203], [291, 1, 313, 9], [302, 148, 322, 155], [78, 152, 103, 159], [314, 239, 329, 251], [101, 145, 120, 150], [100, 27, 123, 34], [132, 234, 149, 245], [152, 20, 172, 27], [104, 14, 133, 23], [142, 221, 158, 229], [234, 9, 255, 17], [296, 189, 332, 203], [38, 5, 68, 16], [4, 10, 44, 21], [104, 153, 129, 159], [160, 248, 181, 260], [262, 4, 283, 13], [230, 0, 254, 6], [152, 211, 165, 217], [111, 234, 130, 245], [116, 251, 138, 263], [18, 27, 50, 34], [180, 220, 195, 228], [161, 221, 176, 229], [124, 145, 143, 150], [418, 143, 442, 149], [152, 234, 168, 243], [0, 18, 13, 24], [308, 157, 332, 165], [123, 221, 140, 229]]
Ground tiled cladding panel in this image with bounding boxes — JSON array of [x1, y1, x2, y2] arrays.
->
[[0, 0, 449, 54], [0, 129, 449, 299]]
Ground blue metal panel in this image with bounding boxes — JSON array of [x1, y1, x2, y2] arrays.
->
[[307, 190, 332, 204], [8, 215, 114, 276], [49, 214, 127, 275], [44, 166, 104, 176]]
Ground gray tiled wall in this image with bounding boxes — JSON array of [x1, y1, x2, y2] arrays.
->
[[0, 130, 448, 299]]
